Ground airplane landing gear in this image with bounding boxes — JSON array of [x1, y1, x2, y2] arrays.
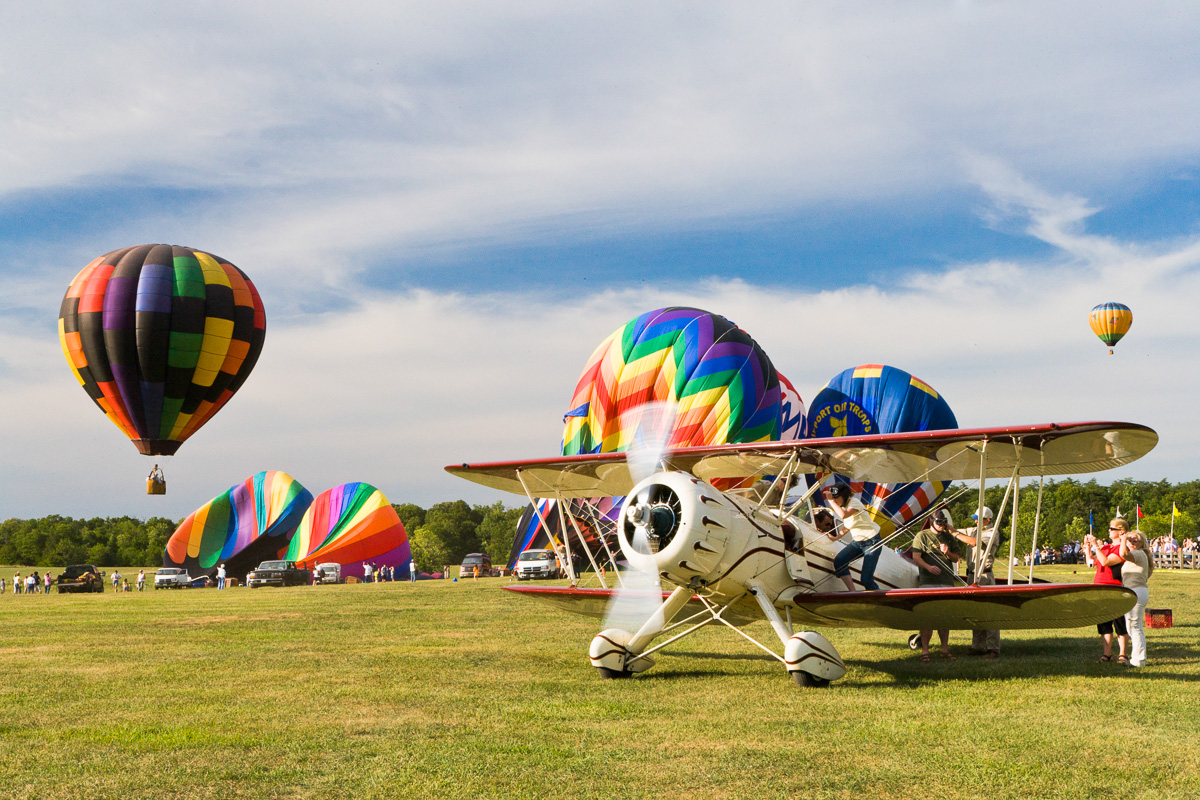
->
[[590, 628, 655, 678], [784, 631, 846, 687]]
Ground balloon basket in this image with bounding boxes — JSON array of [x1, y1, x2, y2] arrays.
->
[[147, 465, 166, 495]]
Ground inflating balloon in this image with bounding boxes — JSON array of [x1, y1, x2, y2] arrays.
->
[[562, 307, 797, 454], [1089, 302, 1132, 354], [164, 471, 313, 580], [286, 483, 411, 581], [807, 364, 957, 538], [58, 244, 266, 460]]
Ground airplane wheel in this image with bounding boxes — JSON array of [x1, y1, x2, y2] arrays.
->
[[908, 633, 921, 650], [791, 671, 830, 688], [597, 667, 632, 680]]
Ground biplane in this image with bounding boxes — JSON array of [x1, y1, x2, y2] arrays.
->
[[447, 421, 1156, 686]]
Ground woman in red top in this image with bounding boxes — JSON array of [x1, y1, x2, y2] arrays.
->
[[1084, 517, 1129, 663]]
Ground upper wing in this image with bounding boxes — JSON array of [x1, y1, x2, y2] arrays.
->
[[448, 421, 1157, 498], [503, 583, 1137, 632]]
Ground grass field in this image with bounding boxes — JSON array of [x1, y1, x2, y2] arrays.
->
[[1, 566, 1198, 799]]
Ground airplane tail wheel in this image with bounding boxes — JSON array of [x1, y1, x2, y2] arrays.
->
[[908, 633, 921, 650], [791, 671, 831, 688]]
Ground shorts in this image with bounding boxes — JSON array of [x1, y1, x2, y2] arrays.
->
[[1097, 616, 1128, 637]]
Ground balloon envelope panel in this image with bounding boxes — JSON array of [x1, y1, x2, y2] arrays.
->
[[58, 244, 266, 456], [806, 364, 958, 537], [286, 483, 411, 580], [164, 471, 313, 579]]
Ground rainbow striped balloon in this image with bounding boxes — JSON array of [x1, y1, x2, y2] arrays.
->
[[286, 483, 410, 580], [562, 307, 797, 455], [1089, 302, 1132, 352], [164, 471, 313, 578]]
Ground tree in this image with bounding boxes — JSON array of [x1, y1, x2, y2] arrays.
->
[[422, 501, 482, 562], [475, 502, 523, 564], [393, 503, 426, 534], [409, 525, 450, 573]]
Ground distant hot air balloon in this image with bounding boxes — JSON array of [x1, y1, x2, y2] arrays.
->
[[164, 471, 313, 581], [510, 307, 805, 570], [807, 364, 958, 539], [58, 245, 266, 489], [286, 483, 411, 580], [1089, 302, 1132, 354]]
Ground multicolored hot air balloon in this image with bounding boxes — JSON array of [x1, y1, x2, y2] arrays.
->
[[563, 307, 796, 454], [164, 471, 313, 580], [286, 483, 411, 580], [58, 244, 266, 457], [807, 364, 957, 539], [1089, 302, 1132, 354], [510, 307, 806, 570]]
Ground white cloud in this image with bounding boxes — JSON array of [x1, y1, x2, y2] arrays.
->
[[6, 2, 1200, 295], [5, 174, 1197, 520]]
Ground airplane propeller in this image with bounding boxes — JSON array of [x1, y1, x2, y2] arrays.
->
[[603, 402, 676, 632]]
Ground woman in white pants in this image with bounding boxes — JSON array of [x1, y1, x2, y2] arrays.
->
[[1119, 530, 1153, 667]]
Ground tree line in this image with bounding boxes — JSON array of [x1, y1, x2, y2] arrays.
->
[[0, 501, 525, 570], [3, 477, 1197, 570]]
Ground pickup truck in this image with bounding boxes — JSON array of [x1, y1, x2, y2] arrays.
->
[[56, 565, 104, 593], [154, 567, 192, 589], [246, 560, 311, 588]]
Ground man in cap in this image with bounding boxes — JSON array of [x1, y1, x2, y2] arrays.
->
[[950, 507, 1001, 658]]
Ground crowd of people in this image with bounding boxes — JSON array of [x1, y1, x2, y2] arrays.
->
[[2, 570, 53, 594]]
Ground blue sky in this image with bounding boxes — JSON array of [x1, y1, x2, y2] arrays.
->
[[2, 2, 1199, 520]]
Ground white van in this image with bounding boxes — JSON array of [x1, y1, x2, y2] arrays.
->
[[515, 550, 561, 581], [314, 563, 342, 584]]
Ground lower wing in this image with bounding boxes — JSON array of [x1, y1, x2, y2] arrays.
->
[[504, 583, 1135, 631]]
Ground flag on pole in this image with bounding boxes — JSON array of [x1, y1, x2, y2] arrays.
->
[[1174, 502, 1181, 518], [1089, 509, 1094, 536], [1137, 506, 1144, 518], [1136, 504, 1143, 530]]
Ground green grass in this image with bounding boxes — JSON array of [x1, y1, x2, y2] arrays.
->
[[1, 567, 1199, 799]]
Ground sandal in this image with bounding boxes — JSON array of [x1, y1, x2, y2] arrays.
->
[[1097, 655, 1112, 663], [939, 652, 957, 660], [1118, 655, 1129, 665], [920, 653, 932, 662]]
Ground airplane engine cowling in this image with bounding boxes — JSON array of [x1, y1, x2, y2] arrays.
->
[[618, 472, 742, 587]]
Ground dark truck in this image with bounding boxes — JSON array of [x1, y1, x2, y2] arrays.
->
[[246, 560, 311, 588], [56, 565, 104, 593]]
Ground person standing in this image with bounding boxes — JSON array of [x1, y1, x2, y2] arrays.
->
[[13, 572, 20, 595], [823, 484, 884, 591], [1084, 518, 1128, 663], [1120, 530, 1153, 667], [951, 507, 1002, 658], [111, 570, 121, 593], [217, 564, 227, 590], [911, 509, 963, 661], [136, 570, 145, 592], [44, 571, 52, 595], [409, 563, 418, 583]]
